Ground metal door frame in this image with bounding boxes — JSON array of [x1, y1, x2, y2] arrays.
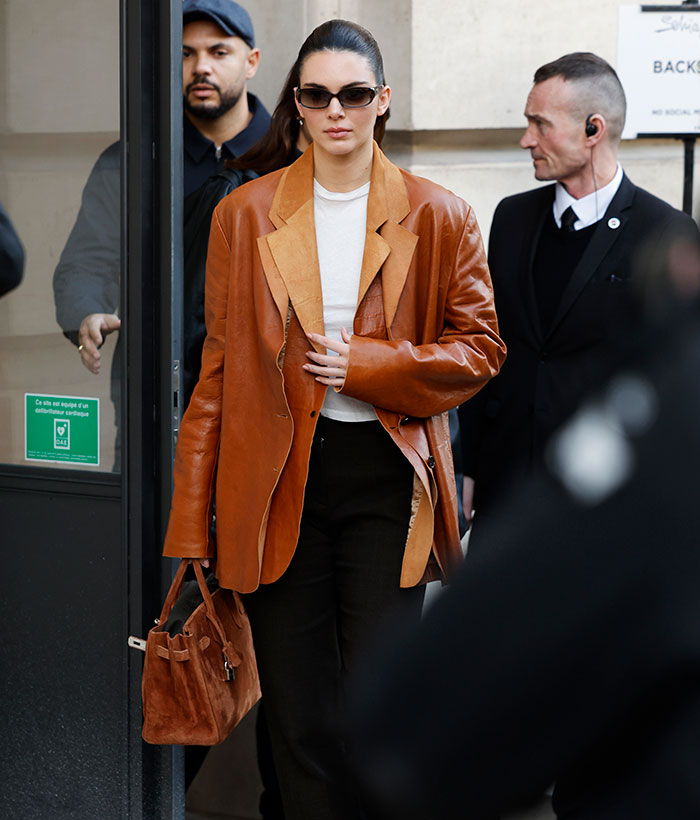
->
[[123, 1, 184, 817]]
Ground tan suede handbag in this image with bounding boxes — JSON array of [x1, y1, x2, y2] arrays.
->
[[138, 559, 260, 745]]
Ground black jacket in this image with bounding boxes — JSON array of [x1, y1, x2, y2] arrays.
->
[[181, 166, 257, 408], [51, 97, 270, 411], [459, 175, 698, 518], [354, 302, 700, 820], [52, 94, 270, 343], [0, 201, 25, 298]]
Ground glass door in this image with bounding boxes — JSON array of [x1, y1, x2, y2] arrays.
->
[[0, 2, 184, 818], [0, 0, 121, 472]]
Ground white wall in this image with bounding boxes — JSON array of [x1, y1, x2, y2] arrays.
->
[[411, 0, 621, 130], [3, 0, 118, 134]]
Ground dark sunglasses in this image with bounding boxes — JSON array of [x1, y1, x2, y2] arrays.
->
[[295, 85, 383, 109]]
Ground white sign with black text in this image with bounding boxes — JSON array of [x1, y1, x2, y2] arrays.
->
[[617, 5, 700, 138]]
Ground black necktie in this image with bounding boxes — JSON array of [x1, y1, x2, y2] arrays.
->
[[560, 206, 579, 233]]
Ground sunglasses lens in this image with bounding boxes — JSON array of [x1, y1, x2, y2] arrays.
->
[[297, 87, 379, 109], [297, 88, 332, 108], [338, 87, 376, 107]]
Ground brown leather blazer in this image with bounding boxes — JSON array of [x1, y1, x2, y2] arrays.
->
[[163, 144, 506, 592]]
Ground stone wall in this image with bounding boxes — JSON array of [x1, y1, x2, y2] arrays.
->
[[249, 0, 700, 240]]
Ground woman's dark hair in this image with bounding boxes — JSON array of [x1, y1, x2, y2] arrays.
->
[[231, 19, 389, 174], [296, 19, 389, 145], [228, 63, 302, 176]]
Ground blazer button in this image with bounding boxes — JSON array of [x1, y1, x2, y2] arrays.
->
[[427, 456, 435, 469], [310, 410, 316, 417]]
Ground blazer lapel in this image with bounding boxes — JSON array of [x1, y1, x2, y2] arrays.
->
[[358, 230, 390, 311], [358, 144, 417, 332], [258, 144, 418, 352], [260, 149, 326, 354], [546, 174, 635, 339]]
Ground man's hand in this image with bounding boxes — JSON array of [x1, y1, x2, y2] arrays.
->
[[462, 476, 475, 529], [78, 312, 121, 374], [304, 327, 351, 388]]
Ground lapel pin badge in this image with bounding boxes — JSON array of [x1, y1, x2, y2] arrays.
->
[[608, 217, 621, 230]]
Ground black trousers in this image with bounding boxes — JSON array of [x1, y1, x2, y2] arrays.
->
[[243, 416, 425, 820]]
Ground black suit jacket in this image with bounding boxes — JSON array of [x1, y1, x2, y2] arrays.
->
[[459, 174, 697, 517]]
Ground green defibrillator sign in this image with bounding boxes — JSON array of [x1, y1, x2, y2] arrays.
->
[[25, 393, 100, 465]]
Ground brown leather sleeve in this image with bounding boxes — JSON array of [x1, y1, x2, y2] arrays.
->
[[341, 207, 506, 417], [162, 210, 231, 558]]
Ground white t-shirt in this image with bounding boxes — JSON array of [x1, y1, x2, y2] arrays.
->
[[313, 178, 377, 422]]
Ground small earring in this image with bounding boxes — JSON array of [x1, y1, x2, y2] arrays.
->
[[297, 116, 304, 126]]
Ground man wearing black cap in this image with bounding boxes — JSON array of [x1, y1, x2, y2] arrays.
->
[[181, 0, 268, 198], [52, 0, 270, 453]]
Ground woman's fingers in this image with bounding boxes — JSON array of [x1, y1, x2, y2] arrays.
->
[[305, 350, 346, 368], [186, 557, 210, 568], [307, 332, 350, 357], [303, 362, 346, 378], [304, 331, 352, 385], [314, 375, 345, 387]]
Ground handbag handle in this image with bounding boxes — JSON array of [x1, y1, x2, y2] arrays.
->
[[156, 558, 191, 625], [156, 560, 227, 638], [156, 559, 242, 670], [191, 560, 243, 670]]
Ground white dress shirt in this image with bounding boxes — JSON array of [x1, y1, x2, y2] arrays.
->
[[553, 164, 624, 230]]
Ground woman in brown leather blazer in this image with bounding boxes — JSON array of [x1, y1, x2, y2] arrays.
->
[[164, 19, 505, 820]]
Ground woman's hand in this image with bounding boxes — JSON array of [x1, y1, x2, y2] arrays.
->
[[304, 328, 351, 388]]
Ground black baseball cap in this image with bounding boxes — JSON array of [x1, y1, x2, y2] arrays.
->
[[183, 0, 256, 49]]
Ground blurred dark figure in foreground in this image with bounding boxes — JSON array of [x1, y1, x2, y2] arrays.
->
[[0, 201, 24, 297], [351, 225, 700, 820]]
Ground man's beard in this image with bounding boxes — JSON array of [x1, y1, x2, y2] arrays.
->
[[184, 78, 244, 120]]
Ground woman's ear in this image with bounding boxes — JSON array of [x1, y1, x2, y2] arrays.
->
[[293, 88, 305, 121], [377, 85, 391, 117]]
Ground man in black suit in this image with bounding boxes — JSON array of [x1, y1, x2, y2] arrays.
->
[[458, 52, 698, 530]]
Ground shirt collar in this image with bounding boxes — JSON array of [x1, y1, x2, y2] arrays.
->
[[183, 92, 271, 163], [553, 164, 623, 230]]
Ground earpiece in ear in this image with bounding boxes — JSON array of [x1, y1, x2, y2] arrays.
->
[[585, 114, 598, 137]]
